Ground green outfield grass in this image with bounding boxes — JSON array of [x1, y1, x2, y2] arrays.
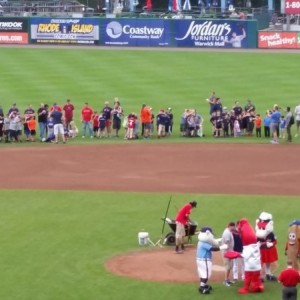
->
[[0, 190, 299, 300], [0, 48, 299, 143]]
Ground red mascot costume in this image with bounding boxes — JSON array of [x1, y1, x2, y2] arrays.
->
[[237, 218, 264, 294]]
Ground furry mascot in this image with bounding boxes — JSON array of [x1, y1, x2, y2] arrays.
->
[[237, 218, 264, 294], [255, 212, 278, 281], [196, 226, 228, 294], [285, 220, 300, 270]]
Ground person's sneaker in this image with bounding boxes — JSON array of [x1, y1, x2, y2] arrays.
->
[[90, 136, 94, 139], [266, 274, 277, 281], [82, 136, 85, 138], [223, 280, 231, 287], [295, 134, 298, 137], [175, 249, 183, 254]]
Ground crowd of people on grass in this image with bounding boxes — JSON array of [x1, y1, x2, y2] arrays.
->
[[0, 93, 299, 144]]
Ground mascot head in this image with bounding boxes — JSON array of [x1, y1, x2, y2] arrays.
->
[[198, 226, 219, 248], [255, 212, 274, 239], [238, 218, 257, 246]]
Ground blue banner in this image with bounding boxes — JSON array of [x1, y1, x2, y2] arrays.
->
[[173, 19, 251, 48], [100, 19, 170, 47], [30, 18, 99, 44]]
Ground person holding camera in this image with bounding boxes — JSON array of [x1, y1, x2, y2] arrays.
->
[[269, 105, 281, 144]]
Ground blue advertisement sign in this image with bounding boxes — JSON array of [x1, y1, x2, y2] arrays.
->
[[100, 19, 170, 47], [173, 20, 250, 48], [30, 18, 99, 44]]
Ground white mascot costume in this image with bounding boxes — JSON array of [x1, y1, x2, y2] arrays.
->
[[196, 226, 228, 295], [255, 211, 278, 281]]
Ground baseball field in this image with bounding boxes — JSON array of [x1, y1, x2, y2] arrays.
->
[[0, 46, 299, 300]]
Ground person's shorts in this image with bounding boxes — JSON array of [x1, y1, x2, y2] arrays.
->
[[270, 123, 278, 134], [180, 124, 185, 132], [54, 124, 64, 135], [222, 256, 233, 271], [30, 130, 36, 136], [197, 259, 212, 279], [105, 119, 111, 128], [144, 122, 151, 130], [175, 222, 186, 239], [296, 120, 300, 127], [93, 126, 98, 132], [113, 119, 121, 130]]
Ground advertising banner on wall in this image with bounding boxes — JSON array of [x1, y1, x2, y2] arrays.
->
[[258, 31, 300, 48], [173, 19, 252, 48], [30, 18, 99, 44], [100, 19, 170, 47], [0, 18, 28, 44]]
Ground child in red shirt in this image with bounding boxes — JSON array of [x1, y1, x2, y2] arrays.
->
[[278, 260, 300, 300], [92, 111, 99, 137], [255, 114, 262, 138]]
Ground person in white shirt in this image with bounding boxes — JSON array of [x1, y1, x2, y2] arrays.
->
[[294, 103, 300, 137]]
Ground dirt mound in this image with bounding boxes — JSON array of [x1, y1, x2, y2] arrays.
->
[[105, 246, 224, 283]]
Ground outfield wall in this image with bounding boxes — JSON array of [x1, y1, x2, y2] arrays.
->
[[0, 17, 258, 48]]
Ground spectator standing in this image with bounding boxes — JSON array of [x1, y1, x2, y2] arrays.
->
[[37, 103, 48, 141], [81, 102, 94, 138], [8, 103, 19, 115], [98, 112, 106, 138], [27, 116, 37, 142], [63, 99, 75, 129], [156, 109, 167, 138], [244, 99, 255, 114], [264, 111, 271, 138], [51, 105, 66, 144], [142, 105, 152, 139], [127, 113, 136, 140], [0, 109, 4, 142], [166, 107, 173, 134], [232, 101, 243, 117], [175, 201, 197, 254], [24, 104, 35, 141], [221, 222, 235, 286], [255, 114, 262, 137], [278, 260, 300, 300], [280, 115, 286, 139], [294, 103, 300, 138], [111, 99, 123, 137], [92, 111, 99, 138], [102, 101, 113, 138], [270, 105, 281, 144], [285, 107, 293, 143]]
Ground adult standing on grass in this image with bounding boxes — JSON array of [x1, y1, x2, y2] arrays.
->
[[221, 222, 235, 286], [269, 105, 281, 144], [51, 105, 66, 144], [111, 98, 123, 137], [63, 99, 75, 129], [285, 107, 293, 143], [37, 103, 48, 141], [295, 103, 300, 138], [175, 200, 197, 254], [278, 260, 300, 300], [81, 102, 94, 138], [102, 101, 113, 138]]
